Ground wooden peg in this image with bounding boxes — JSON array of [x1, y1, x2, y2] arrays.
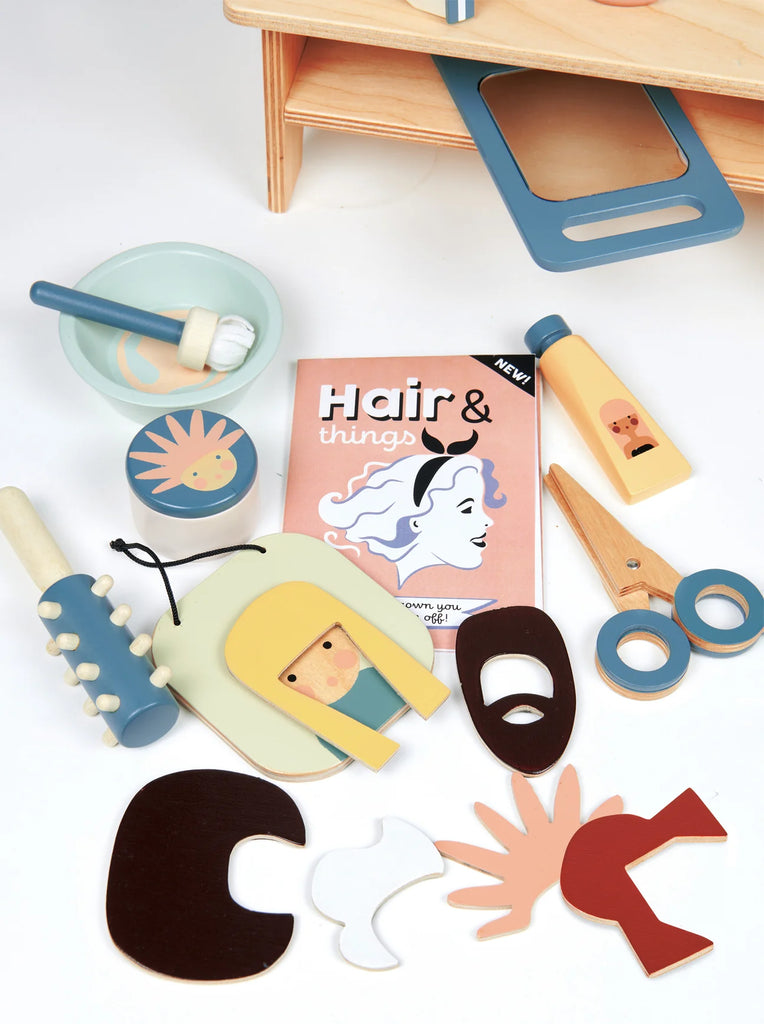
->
[[91, 575, 114, 597], [75, 662, 101, 682], [109, 604, 132, 626]]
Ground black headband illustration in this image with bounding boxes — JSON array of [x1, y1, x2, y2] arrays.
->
[[412, 429, 479, 507]]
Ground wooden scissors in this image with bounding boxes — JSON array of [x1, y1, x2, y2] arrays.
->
[[545, 465, 763, 699]]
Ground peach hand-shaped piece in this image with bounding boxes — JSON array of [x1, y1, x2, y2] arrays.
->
[[436, 765, 623, 938]]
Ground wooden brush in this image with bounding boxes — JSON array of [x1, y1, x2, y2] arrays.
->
[[30, 280, 256, 372]]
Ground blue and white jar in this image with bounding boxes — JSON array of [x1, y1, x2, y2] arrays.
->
[[126, 408, 258, 558]]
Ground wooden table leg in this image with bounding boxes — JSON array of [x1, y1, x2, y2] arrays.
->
[[262, 31, 307, 212]]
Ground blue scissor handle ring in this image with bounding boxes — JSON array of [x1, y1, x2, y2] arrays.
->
[[673, 569, 764, 655], [596, 609, 692, 698]]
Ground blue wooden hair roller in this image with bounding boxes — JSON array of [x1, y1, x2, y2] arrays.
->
[[0, 487, 179, 747]]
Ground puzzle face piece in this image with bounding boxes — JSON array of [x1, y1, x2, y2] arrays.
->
[[311, 817, 444, 970], [225, 581, 449, 771], [455, 606, 576, 775], [436, 765, 623, 939], [106, 770, 306, 982], [152, 533, 436, 779], [279, 625, 407, 760], [560, 788, 727, 976]]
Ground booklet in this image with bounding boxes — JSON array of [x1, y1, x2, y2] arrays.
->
[[283, 354, 542, 651]]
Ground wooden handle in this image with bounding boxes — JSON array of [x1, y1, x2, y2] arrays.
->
[[0, 486, 73, 592], [30, 281, 185, 345]]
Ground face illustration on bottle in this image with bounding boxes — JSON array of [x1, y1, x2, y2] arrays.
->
[[600, 398, 659, 459]]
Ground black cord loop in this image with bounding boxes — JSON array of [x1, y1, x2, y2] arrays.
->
[[110, 538, 266, 626]]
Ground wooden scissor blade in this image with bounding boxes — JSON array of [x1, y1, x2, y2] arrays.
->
[[544, 465, 682, 611]]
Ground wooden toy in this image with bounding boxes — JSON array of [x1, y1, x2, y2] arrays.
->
[[455, 606, 576, 776], [525, 316, 691, 503], [225, 580, 449, 771], [433, 58, 743, 270], [276, 623, 407, 762], [437, 767, 725, 974], [126, 409, 259, 558], [31, 280, 255, 372], [222, 1, 763, 212], [106, 770, 305, 981], [405, 1, 474, 24], [150, 532, 440, 779], [560, 788, 727, 976], [55, 242, 283, 419], [436, 766, 623, 939], [311, 817, 444, 969], [545, 464, 764, 698], [0, 487, 179, 747]]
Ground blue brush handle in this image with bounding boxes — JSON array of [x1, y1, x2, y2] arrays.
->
[[30, 280, 185, 345], [39, 573, 180, 747]]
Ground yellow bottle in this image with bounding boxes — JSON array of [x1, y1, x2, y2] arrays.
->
[[525, 315, 691, 503]]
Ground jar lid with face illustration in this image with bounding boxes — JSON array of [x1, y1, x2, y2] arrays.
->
[[126, 409, 257, 520]]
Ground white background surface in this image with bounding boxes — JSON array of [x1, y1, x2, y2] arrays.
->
[[1, 2, 762, 1021]]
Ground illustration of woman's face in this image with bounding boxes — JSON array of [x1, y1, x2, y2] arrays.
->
[[413, 466, 494, 570]]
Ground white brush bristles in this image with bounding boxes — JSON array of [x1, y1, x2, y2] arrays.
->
[[177, 307, 255, 372], [207, 314, 256, 371]]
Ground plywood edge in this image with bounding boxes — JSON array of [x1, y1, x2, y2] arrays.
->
[[284, 40, 764, 193], [674, 89, 764, 194], [223, 1, 764, 101]]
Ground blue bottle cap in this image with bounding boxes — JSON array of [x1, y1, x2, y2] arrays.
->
[[126, 409, 257, 519], [524, 314, 572, 356]]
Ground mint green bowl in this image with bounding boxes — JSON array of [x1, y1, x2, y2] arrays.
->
[[58, 242, 282, 420]]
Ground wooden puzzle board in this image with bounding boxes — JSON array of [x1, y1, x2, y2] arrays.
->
[[152, 533, 436, 779]]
